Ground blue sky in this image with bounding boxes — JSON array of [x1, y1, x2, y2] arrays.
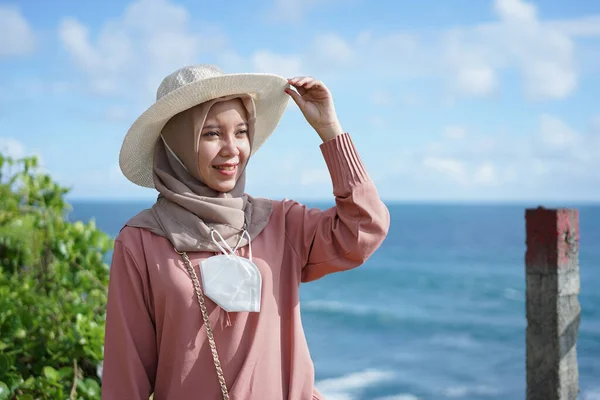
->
[[1, 0, 599, 202]]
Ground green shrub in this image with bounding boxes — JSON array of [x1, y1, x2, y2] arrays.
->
[[0, 153, 112, 399]]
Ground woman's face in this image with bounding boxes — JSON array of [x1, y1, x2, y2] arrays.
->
[[197, 99, 251, 193]]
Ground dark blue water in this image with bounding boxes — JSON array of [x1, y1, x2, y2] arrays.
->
[[67, 201, 600, 400]]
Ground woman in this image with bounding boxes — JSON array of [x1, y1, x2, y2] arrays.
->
[[102, 64, 390, 399]]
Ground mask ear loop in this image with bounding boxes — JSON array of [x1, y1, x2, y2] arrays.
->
[[232, 225, 252, 262], [210, 229, 235, 259], [160, 134, 189, 171]]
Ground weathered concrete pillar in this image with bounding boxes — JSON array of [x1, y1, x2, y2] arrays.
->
[[525, 207, 580, 400]]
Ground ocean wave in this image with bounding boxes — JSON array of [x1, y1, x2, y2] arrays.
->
[[302, 300, 397, 320], [442, 384, 500, 398], [503, 288, 524, 301], [316, 369, 395, 399], [374, 395, 420, 400], [301, 299, 521, 336], [429, 333, 480, 349]]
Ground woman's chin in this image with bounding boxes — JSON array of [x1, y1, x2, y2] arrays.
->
[[209, 179, 237, 193]]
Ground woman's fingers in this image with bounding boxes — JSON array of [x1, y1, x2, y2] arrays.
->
[[288, 76, 314, 88], [297, 86, 307, 96], [284, 87, 304, 107], [297, 77, 313, 87], [304, 79, 323, 89]]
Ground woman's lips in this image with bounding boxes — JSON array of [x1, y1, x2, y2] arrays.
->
[[213, 164, 238, 176]]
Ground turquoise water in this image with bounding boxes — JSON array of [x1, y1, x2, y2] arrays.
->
[[68, 201, 600, 399]]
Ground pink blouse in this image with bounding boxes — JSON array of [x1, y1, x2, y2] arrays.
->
[[101, 133, 390, 399]]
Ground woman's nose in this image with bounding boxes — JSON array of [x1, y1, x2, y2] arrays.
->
[[221, 135, 240, 155]]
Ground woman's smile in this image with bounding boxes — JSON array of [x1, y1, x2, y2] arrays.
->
[[213, 163, 238, 176]]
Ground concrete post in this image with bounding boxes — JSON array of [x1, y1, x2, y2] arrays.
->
[[525, 207, 580, 400]]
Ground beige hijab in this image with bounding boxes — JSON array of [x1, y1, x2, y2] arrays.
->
[[125, 94, 273, 252]]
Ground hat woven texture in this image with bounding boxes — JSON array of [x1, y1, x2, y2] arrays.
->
[[119, 64, 290, 188]]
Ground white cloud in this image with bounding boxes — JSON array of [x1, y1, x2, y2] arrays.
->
[[108, 163, 126, 183], [251, 50, 304, 77], [313, 33, 355, 67], [53, 0, 600, 108], [0, 138, 45, 172], [444, 126, 467, 140], [422, 157, 501, 187], [547, 16, 600, 37], [244, 147, 320, 198], [0, 5, 36, 57], [266, 0, 344, 24], [456, 65, 498, 96], [257, 0, 591, 101], [537, 114, 596, 168], [386, 113, 599, 198], [538, 114, 579, 148], [442, 0, 578, 100], [0, 138, 26, 183], [59, 0, 227, 98], [0, 80, 70, 102], [219, 49, 305, 78], [423, 156, 469, 185], [57, 0, 596, 105], [59, 18, 102, 73], [494, 0, 536, 21], [292, 30, 425, 78], [0, 137, 25, 159], [63, 162, 154, 200], [51, 110, 600, 201], [353, 31, 423, 77], [300, 168, 330, 186], [474, 161, 497, 185]]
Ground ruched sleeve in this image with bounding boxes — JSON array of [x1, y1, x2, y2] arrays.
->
[[283, 133, 390, 282]]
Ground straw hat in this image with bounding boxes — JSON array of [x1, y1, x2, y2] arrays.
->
[[119, 64, 290, 188]]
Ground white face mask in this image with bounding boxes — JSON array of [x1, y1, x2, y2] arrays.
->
[[199, 229, 262, 313]]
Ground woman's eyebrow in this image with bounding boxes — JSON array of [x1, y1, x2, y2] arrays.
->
[[202, 122, 248, 130]]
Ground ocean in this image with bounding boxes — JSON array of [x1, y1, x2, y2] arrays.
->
[[67, 201, 600, 400]]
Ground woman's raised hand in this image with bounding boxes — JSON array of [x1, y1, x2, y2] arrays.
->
[[285, 77, 344, 142]]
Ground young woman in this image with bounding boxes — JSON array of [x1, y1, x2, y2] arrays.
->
[[101, 64, 390, 400]]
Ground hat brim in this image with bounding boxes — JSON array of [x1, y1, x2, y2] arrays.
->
[[119, 73, 290, 188]]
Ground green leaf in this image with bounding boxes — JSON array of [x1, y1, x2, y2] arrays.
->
[[0, 382, 9, 400], [0, 150, 111, 398], [43, 366, 60, 381], [81, 378, 100, 397], [56, 241, 68, 259], [58, 366, 74, 380], [0, 355, 8, 377], [22, 376, 35, 388]]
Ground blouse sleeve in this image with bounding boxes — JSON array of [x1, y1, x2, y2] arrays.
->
[[101, 237, 157, 399], [283, 133, 390, 282]]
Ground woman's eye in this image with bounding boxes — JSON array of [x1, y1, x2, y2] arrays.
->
[[237, 130, 248, 135], [203, 131, 218, 137]]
